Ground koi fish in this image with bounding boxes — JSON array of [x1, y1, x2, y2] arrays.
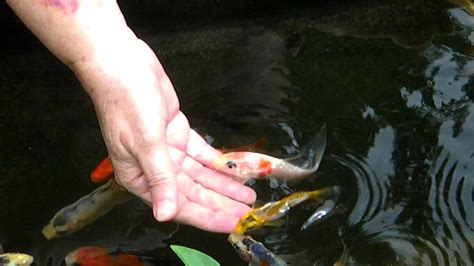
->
[[42, 180, 133, 239], [228, 234, 286, 266], [213, 125, 326, 181], [0, 248, 33, 266], [235, 186, 339, 235], [65, 246, 144, 266], [451, 0, 474, 15], [90, 157, 114, 183], [89, 137, 268, 183]]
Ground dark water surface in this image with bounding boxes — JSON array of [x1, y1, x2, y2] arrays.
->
[[1, 0, 473, 265]]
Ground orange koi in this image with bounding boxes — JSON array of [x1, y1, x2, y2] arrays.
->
[[65, 246, 144, 266], [213, 125, 326, 181], [90, 157, 114, 183]]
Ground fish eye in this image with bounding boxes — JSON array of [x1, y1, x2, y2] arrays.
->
[[226, 160, 237, 169]]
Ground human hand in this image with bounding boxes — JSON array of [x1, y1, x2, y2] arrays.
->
[[162, 112, 257, 232], [7, 0, 256, 232], [74, 39, 256, 232]]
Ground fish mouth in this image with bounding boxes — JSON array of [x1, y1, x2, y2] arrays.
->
[[228, 233, 245, 243], [228, 234, 252, 261]]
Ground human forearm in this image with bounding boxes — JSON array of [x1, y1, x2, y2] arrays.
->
[[6, 0, 135, 73]]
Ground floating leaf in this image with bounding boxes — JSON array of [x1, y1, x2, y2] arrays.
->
[[170, 245, 220, 266]]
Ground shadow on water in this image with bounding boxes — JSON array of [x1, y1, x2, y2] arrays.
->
[[1, 0, 473, 265]]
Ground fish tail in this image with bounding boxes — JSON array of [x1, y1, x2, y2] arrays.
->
[[308, 186, 341, 201], [305, 123, 327, 172], [284, 123, 327, 172]]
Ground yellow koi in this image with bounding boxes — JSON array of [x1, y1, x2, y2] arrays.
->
[[235, 186, 339, 235]]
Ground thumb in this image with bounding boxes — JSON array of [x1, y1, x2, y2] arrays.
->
[[138, 142, 178, 222]]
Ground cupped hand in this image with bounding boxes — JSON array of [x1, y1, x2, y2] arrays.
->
[[73, 38, 256, 232]]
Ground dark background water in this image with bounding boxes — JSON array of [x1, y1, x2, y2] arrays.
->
[[1, 0, 473, 265]]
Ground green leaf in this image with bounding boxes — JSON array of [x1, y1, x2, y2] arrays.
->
[[170, 245, 220, 266]]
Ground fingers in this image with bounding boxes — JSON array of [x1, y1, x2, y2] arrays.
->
[[138, 177, 248, 234], [175, 202, 242, 233], [180, 156, 256, 205], [176, 172, 251, 217], [137, 141, 178, 222], [166, 112, 256, 204], [186, 130, 223, 165], [166, 113, 222, 165], [166, 111, 190, 151]]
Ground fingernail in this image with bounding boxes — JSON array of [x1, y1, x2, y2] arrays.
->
[[154, 200, 175, 221]]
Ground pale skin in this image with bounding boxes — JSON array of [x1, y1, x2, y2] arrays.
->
[[7, 0, 256, 233]]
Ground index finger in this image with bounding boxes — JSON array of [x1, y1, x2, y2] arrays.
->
[[185, 130, 222, 165]]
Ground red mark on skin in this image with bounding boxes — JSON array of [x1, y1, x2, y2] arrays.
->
[[257, 159, 273, 178], [42, 0, 79, 14]]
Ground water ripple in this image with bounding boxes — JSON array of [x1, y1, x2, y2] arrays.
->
[[335, 126, 395, 226], [428, 109, 474, 263]]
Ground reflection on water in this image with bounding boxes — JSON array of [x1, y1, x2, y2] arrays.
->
[[1, 0, 474, 265], [336, 126, 395, 225]]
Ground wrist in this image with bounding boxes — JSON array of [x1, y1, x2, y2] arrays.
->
[[71, 37, 167, 109]]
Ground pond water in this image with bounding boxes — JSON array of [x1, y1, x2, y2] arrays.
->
[[1, 0, 473, 265]]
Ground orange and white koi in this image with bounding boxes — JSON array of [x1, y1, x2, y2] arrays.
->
[[42, 180, 132, 239], [235, 186, 339, 235], [213, 125, 326, 181], [65, 246, 144, 266]]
